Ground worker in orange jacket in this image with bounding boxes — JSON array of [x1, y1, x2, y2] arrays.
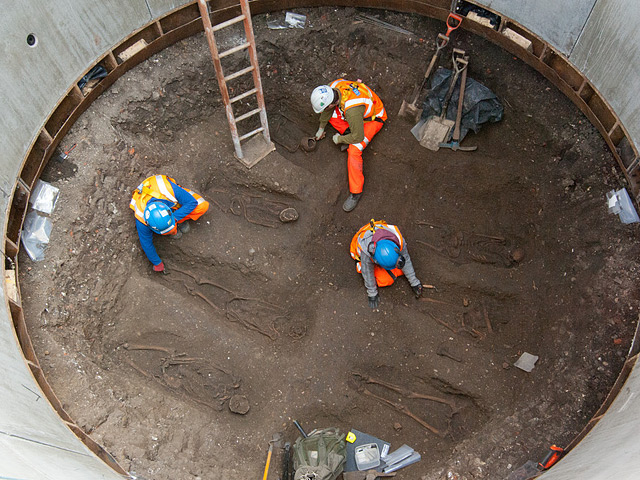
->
[[311, 79, 387, 212], [351, 220, 423, 309], [130, 175, 209, 272]]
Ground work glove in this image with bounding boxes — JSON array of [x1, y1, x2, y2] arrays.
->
[[153, 261, 165, 273], [332, 133, 341, 145], [315, 127, 325, 140], [368, 294, 380, 309], [412, 283, 423, 298]]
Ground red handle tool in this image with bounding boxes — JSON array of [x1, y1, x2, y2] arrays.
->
[[538, 445, 564, 470], [445, 13, 463, 37]]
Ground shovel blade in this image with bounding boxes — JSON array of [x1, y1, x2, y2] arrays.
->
[[398, 99, 422, 121], [417, 117, 455, 151]]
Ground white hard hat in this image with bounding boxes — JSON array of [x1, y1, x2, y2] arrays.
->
[[310, 85, 334, 113]]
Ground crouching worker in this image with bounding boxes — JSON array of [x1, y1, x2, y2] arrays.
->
[[130, 174, 209, 273], [350, 219, 423, 309]]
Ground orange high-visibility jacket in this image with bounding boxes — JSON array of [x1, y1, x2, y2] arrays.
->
[[350, 220, 420, 297], [350, 220, 403, 262], [330, 79, 387, 122], [129, 174, 205, 227]]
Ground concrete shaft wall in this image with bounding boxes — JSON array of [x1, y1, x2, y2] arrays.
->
[[1, 0, 639, 478]]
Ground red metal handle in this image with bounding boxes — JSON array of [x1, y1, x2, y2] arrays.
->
[[445, 13, 463, 37], [538, 445, 564, 470]]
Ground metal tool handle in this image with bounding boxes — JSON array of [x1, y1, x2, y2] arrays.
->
[[282, 442, 291, 480], [538, 445, 564, 470], [445, 13, 463, 37], [440, 52, 468, 119], [408, 34, 450, 104], [293, 420, 307, 438], [423, 34, 449, 81], [452, 57, 469, 142]]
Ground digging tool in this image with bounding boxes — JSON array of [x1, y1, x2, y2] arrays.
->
[[262, 433, 284, 480], [293, 420, 308, 438], [417, 50, 468, 151], [355, 14, 416, 37], [438, 57, 477, 152], [282, 442, 291, 480], [445, 12, 463, 37], [398, 33, 449, 121], [538, 445, 564, 470], [53, 143, 77, 162]]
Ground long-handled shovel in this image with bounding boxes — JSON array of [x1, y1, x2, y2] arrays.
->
[[417, 50, 468, 151], [398, 33, 449, 121], [261, 433, 283, 480], [439, 58, 477, 151]]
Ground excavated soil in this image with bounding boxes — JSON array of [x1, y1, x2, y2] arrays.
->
[[18, 7, 640, 480]]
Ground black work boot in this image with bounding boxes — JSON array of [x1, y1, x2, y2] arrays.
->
[[178, 221, 191, 234], [342, 193, 362, 212]]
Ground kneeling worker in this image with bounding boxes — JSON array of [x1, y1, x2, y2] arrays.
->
[[350, 220, 423, 309], [130, 174, 209, 273], [310, 79, 387, 212]]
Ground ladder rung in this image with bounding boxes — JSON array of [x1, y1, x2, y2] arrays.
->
[[220, 42, 250, 59], [235, 108, 262, 122], [212, 14, 246, 32], [239, 127, 264, 141], [224, 66, 255, 82], [230, 88, 257, 104]]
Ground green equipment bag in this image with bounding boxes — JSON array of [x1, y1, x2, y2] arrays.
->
[[292, 427, 347, 480]]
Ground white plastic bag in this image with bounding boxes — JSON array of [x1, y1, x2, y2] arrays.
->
[[21, 211, 53, 261], [30, 179, 60, 215]]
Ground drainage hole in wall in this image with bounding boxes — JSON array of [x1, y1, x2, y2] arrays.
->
[[27, 33, 37, 47]]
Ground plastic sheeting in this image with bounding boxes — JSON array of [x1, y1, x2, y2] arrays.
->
[[30, 179, 60, 215], [21, 211, 53, 261], [420, 67, 504, 142]]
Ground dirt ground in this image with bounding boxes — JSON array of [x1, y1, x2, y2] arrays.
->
[[18, 7, 640, 480]]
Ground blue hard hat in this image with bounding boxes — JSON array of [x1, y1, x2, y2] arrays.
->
[[373, 239, 400, 269], [144, 201, 176, 234]]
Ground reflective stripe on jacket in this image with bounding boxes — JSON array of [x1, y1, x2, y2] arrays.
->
[[350, 220, 404, 262], [329, 79, 387, 123], [129, 175, 205, 226]]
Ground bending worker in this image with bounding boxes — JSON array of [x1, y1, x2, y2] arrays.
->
[[350, 219, 423, 309], [130, 174, 209, 273], [310, 79, 387, 212]]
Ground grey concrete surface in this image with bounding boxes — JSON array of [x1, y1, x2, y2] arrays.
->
[[2, 0, 640, 478], [147, 0, 192, 18], [0, 0, 152, 233], [0, 289, 125, 479], [476, 0, 597, 55], [570, 0, 640, 150]]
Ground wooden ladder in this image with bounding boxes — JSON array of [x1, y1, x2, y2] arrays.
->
[[197, 0, 274, 167]]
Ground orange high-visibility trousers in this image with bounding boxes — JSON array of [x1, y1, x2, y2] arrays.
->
[[178, 200, 209, 223], [166, 200, 209, 235], [357, 261, 404, 287], [374, 265, 404, 287], [329, 116, 384, 194]]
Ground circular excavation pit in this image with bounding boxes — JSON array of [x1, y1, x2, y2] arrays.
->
[[19, 7, 640, 480]]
